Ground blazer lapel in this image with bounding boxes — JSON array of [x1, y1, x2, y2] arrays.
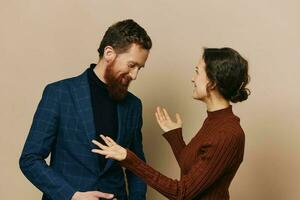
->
[[70, 70, 96, 148], [116, 102, 129, 146]]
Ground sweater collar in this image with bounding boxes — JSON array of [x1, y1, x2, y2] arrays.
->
[[88, 63, 107, 89], [207, 105, 233, 119]]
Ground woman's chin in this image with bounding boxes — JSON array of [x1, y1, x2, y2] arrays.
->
[[192, 93, 205, 101], [192, 93, 199, 100]]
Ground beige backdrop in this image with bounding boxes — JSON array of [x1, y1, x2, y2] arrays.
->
[[1, 0, 300, 199]]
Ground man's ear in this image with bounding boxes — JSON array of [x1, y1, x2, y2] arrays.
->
[[103, 46, 116, 63]]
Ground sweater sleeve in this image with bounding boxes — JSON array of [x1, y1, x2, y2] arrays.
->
[[162, 128, 186, 163], [120, 133, 243, 200]]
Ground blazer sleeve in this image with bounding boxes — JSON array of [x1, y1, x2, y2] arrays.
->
[[19, 84, 76, 200], [121, 133, 244, 200], [125, 99, 147, 200]]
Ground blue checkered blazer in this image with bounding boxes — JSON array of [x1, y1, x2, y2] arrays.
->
[[19, 69, 147, 200]]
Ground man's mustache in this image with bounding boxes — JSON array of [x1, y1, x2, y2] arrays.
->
[[120, 75, 132, 86]]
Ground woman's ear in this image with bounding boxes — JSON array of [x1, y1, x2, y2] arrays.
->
[[103, 46, 116, 63], [205, 81, 218, 97], [207, 81, 217, 91]]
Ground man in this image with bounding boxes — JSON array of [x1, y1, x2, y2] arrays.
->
[[19, 19, 152, 200]]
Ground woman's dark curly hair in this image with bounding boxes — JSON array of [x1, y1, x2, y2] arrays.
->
[[203, 47, 251, 103]]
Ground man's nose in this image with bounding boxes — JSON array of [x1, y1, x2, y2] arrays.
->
[[129, 68, 139, 80]]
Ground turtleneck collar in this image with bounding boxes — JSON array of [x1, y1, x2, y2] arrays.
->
[[88, 63, 107, 90], [207, 105, 233, 119]]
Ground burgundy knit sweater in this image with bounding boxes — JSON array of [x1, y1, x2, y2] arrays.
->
[[120, 106, 245, 200]]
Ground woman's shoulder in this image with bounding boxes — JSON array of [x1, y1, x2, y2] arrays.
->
[[214, 116, 245, 141]]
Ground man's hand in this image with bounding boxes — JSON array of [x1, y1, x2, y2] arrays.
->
[[71, 191, 115, 200]]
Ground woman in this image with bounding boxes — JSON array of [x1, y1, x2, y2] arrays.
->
[[92, 47, 250, 200]]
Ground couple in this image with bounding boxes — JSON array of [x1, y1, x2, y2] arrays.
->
[[20, 19, 250, 200]]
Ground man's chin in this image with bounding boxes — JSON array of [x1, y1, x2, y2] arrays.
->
[[107, 84, 130, 101]]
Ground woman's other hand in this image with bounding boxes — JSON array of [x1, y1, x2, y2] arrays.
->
[[91, 135, 127, 161], [155, 106, 182, 132]]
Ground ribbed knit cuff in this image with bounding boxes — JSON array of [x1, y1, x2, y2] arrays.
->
[[120, 149, 143, 168], [162, 128, 183, 144]]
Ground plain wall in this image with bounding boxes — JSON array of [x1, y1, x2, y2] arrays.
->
[[1, 0, 300, 199]]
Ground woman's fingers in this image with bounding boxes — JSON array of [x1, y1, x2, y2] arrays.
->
[[91, 148, 107, 155], [175, 113, 182, 124], [92, 139, 108, 150], [155, 112, 165, 129], [100, 134, 114, 147], [156, 106, 180, 124], [100, 134, 109, 145], [92, 146, 116, 158], [92, 149, 115, 160], [163, 108, 171, 121], [156, 106, 163, 121], [155, 107, 182, 132], [105, 136, 117, 145], [156, 111, 166, 126], [91, 136, 124, 161], [157, 106, 166, 121], [155, 111, 162, 123]]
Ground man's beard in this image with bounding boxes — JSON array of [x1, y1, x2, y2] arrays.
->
[[104, 62, 132, 102]]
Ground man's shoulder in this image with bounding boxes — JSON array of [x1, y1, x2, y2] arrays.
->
[[45, 70, 87, 91], [126, 92, 142, 105]]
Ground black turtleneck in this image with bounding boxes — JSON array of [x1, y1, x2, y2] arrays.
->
[[87, 63, 118, 169]]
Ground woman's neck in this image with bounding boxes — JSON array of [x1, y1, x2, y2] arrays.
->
[[204, 92, 230, 112]]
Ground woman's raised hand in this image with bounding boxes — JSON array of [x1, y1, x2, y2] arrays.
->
[[155, 106, 182, 132]]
